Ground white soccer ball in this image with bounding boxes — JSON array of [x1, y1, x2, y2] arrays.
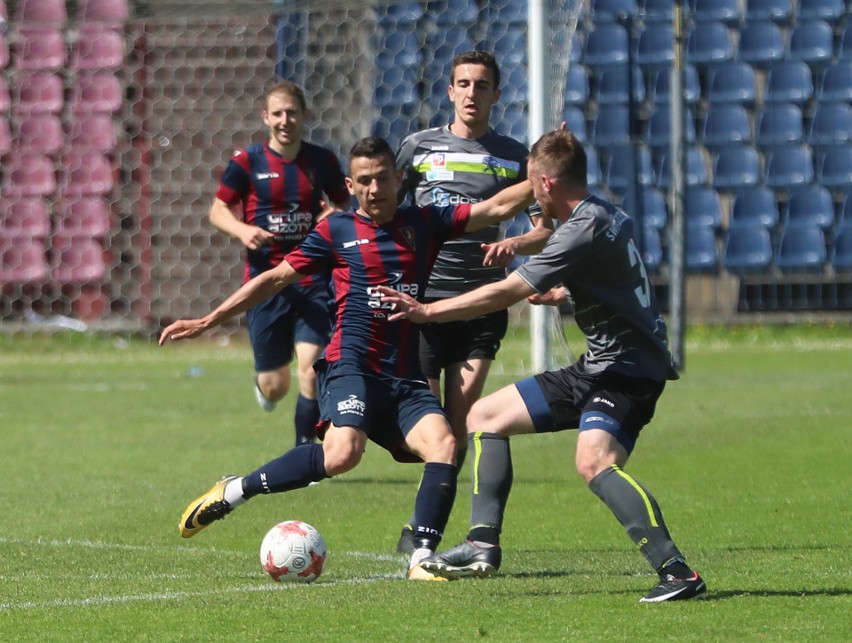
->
[[259, 520, 327, 583]]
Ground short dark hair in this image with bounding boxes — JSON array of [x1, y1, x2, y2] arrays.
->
[[450, 51, 501, 88], [265, 80, 308, 112], [349, 136, 395, 168], [529, 130, 588, 190]]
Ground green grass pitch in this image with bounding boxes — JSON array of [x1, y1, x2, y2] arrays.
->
[[1, 324, 850, 641]]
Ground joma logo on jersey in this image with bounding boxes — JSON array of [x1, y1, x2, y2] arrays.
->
[[343, 238, 369, 249], [255, 172, 281, 180], [337, 395, 366, 416]]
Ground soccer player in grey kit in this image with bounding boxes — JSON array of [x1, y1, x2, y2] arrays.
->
[[379, 129, 706, 602]]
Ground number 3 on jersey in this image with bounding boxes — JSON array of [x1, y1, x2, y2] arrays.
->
[[627, 238, 651, 308]]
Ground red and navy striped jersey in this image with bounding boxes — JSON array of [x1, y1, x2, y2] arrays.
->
[[285, 203, 472, 380], [216, 141, 349, 282]]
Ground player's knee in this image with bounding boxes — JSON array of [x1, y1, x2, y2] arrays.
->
[[421, 430, 457, 464], [575, 453, 610, 484], [322, 441, 363, 476], [258, 371, 291, 401]]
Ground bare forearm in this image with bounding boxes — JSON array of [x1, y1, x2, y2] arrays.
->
[[425, 277, 528, 323], [512, 220, 553, 256], [467, 180, 535, 232]]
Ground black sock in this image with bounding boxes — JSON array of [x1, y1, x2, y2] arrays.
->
[[294, 394, 319, 446], [659, 559, 692, 579], [413, 462, 457, 549], [467, 526, 500, 546], [241, 443, 326, 498]]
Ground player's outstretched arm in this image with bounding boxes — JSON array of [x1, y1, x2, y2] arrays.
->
[[159, 261, 303, 345], [465, 180, 535, 233]]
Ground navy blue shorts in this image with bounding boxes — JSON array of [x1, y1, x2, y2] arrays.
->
[[418, 308, 508, 379], [514, 362, 665, 455], [246, 280, 332, 372], [315, 359, 446, 463]]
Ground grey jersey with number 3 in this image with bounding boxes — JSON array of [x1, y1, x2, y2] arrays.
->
[[515, 195, 678, 382]]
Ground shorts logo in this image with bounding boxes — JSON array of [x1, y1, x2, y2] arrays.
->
[[337, 394, 366, 416], [593, 396, 615, 408]]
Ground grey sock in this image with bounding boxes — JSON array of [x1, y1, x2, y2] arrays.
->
[[468, 432, 513, 532]]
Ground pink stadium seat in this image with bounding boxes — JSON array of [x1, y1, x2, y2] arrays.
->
[[1, 154, 57, 198], [55, 196, 112, 238], [0, 75, 9, 112], [15, 0, 67, 24], [71, 27, 124, 71], [60, 150, 114, 196], [1, 198, 51, 238], [0, 0, 7, 18], [15, 28, 67, 71], [50, 235, 107, 283], [78, 0, 130, 29], [13, 72, 64, 114], [68, 113, 117, 153], [70, 72, 123, 114], [0, 116, 10, 155], [16, 114, 65, 156], [0, 236, 49, 284], [0, 32, 9, 69]]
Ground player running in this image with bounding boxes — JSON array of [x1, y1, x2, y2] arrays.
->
[[379, 130, 707, 601], [393, 51, 553, 552], [160, 136, 535, 580], [209, 81, 351, 446]]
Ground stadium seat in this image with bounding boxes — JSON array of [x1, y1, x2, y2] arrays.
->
[[646, 106, 695, 150], [603, 145, 654, 194], [70, 72, 123, 114], [15, 0, 67, 24], [764, 145, 814, 191], [13, 72, 64, 115], [831, 223, 852, 272], [738, 21, 785, 67], [70, 27, 125, 71], [585, 145, 603, 189], [590, 0, 639, 22], [656, 145, 709, 189], [745, 0, 793, 23], [640, 226, 663, 274], [78, 0, 130, 28], [641, 0, 674, 23], [499, 64, 529, 104], [764, 62, 814, 106], [841, 25, 852, 61], [686, 224, 719, 272], [731, 186, 781, 229], [818, 62, 852, 103], [621, 186, 668, 231], [68, 114, 118, 154], [372, 104, 417, 152], [50, 235, 107, 284], [55, 196, 112, 238], [686, 22, 734, 67], [594, 65, 645, 105], [692, 0, 742, 25], [487, 25, 527, 67], [841, 194, 852, 227], [1, 198, 51, 238], [564, 64, 590, 107], [15, 114, 65, 156], [637, 25, 674, 70], [591, 105, 631, 149], [375, 2, 422, 27], [0, 76, 9, 112], [785, 185, 835, 230], [429, 0, 478, 26], [701, 104, 752, 149], [373, 66, 419, 107], [724, 224, 775, 273], [0, 235, 49, 284], [776, 223, 827, 272], [482, 0, 527, 24], [712, 144, 762, 191], [561, 106, 588, 142], [0, 116, 10, 156], [787, 20, 833, 68], [583, 24, 629, 70], [14, 28, 67, 71], [816, 146, 852, 191], [496, 104, 528, 143], [808, 103, 852, 149], [796, 0, 845, 21], [755, 104, 804, 149], [60, 150, 114, 197], [0, 32, 8, 70], [686, 186, 724, 229], [650, 65, 700, 106], [707, 62, 757, 106]]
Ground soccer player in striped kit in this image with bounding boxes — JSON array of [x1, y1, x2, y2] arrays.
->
[[160, 136, 536, 580], [209, 81, 351, 446]]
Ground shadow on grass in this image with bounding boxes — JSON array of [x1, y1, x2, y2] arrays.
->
[[703, 588, 852, 600]]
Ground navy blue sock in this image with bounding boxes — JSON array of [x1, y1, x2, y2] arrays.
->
[[413, 462, 457, 549], [241, 443, 327, 498], [294, 394, 320, 447]]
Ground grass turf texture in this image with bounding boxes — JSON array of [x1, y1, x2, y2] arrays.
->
[[1, 324, 850, 641]]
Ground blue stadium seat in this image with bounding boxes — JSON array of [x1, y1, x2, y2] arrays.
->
[[646, 106, 696, 150], [487, 24, 527, 67], [482, 0, 527, 24], [594, 65, 645, 105], [764, 145, 814, 191], [373, 66, 419, 107], [785, 185, 835, 230], [818, 62, 852, 103], [591, 0, 639, 22], [776, 223, 827, 272], [701, 104, 752, 149], [831, 223, 852, 272], [641, 226, 664, 274], [375, 2, 423, 27], [731, 186, 780, 229], [637, 24, 674, 70], [650, 65, 700, 106], [499, 64, 529, 104], [692, 0, 743, 25], [686, 22, 735, 67], [713, 144, 762, 191], [755, 103, 804, 149], [764, 62, 814, 106], [376, 28, 420, 71], [561, 106, 588, 142], [724, 224, 775, 273], [621, 186, 668, 230], [371, 104, 417, 152], [496, 104, 528, 143], [585, 145, 603, 189], [841, 24, 852, 61], [564, 65, 590, 107], [707, 62, 757, 106], [808, 103, 852, 149], [656, 145, 709, 189], [591, 105, 631, 149], [686, 186, 724, 229], [788, 20, 834, 68], [796, 0, 845, 21], [603, 145, 654, 195], [745, 0, 793, 24], [641, 0, 674, 22], [816, 146, 852, 192], [738, 21, 785, 67], [686, 224, 719, 272], [569, 31, 583, 64], [583, 24, 629, 70], [841, 194, 852, 227], [429, 0, 478, 26]]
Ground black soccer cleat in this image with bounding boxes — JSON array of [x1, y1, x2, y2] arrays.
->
[[639, 571, 707, 603], [395, 525, 416, 554], [419, 540, 502, 579]]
